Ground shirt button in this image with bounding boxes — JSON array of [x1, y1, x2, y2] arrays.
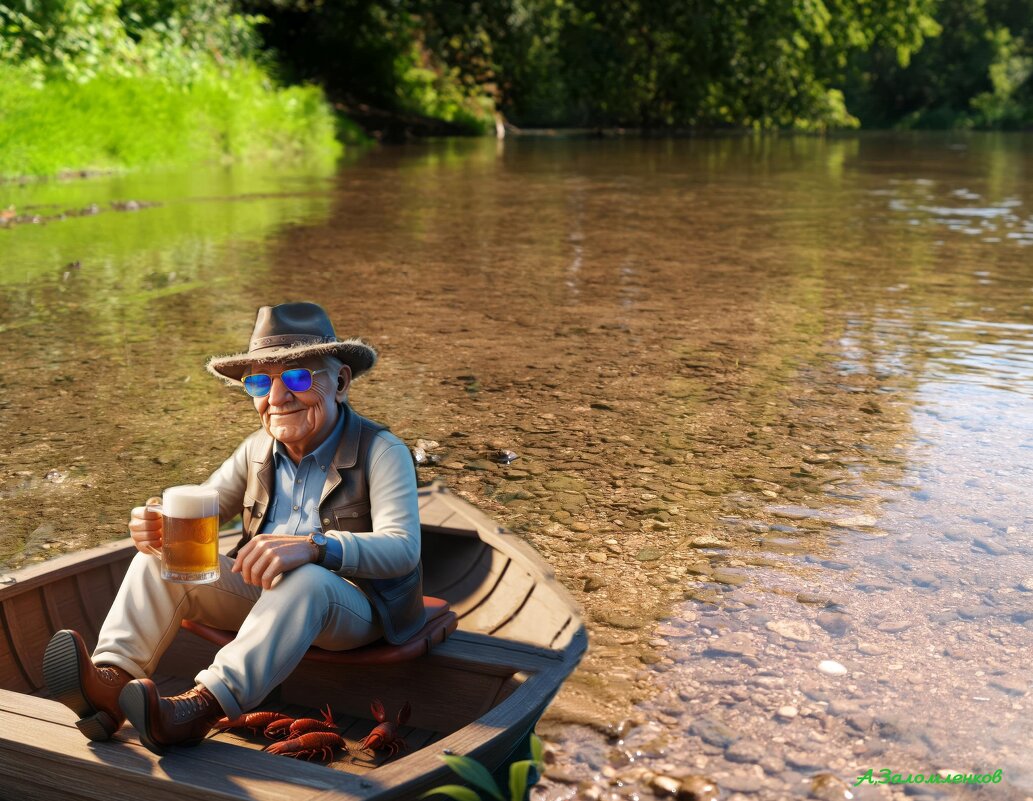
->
[[296, 479, 301, 485], [293, 505, 299, 511], [320, 465, 326, 471], [323, 518, 330, 525]]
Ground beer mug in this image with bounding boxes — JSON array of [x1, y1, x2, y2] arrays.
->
[[146, 486, 220, 584]]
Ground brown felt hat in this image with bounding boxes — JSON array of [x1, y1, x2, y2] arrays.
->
[[205, 302, 377, 384]]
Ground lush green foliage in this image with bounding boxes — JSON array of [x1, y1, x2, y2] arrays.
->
[[250, 0, 1033, 131], [847, 0, 1033, 128], [0, 60, 339, 177], [421, 733, 544, 801], [0, 0, 342, 177]]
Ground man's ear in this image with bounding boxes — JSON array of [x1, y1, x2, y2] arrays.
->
[[336, 365, 352, 399]]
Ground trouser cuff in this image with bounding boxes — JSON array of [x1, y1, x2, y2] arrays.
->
[[90, 652, 147, 680], [194, 669, 242, 720]]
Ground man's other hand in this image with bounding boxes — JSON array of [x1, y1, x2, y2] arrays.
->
[[129, 497, 163, 555], [232, 534, 318, 589]]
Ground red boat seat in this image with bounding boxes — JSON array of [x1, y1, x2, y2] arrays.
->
[[181, 596, 457, 666]]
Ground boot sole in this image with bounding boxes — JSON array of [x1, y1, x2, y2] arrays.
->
[[42, 630, 119, 742], [119, 681, 167, 756]]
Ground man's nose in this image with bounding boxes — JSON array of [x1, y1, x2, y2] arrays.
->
[[268, 375, 293, 404]]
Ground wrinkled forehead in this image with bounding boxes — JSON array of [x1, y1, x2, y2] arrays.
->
[[244, 356, 326, 376]]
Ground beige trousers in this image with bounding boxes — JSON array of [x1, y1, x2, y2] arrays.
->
[[92, 552, 382, 719]]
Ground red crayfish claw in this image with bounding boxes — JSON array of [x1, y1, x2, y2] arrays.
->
[[358, 698, 412, 757]]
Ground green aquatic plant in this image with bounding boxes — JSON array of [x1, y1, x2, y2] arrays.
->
[[421, 734, 544, 801]]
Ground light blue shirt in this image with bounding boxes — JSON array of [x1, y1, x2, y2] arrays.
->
[[259, 410, 345, 569]]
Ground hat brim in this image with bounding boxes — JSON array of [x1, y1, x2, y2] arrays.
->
[[206, 338, 377, 384]]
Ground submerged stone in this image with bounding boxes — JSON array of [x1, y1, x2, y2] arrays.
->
[[809, 773, 854, 801]]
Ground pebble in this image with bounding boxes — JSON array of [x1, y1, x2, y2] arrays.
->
[[796, 592, 842, 607], [675, 775, 721, 801], [989, 676, 1027, 696], [1017, 577, 1033, 592], [818, 660, 848, 676], [688, 535, 731, 549], [718, 773, 765, 793], [705, 633, 757, 658], [712, 569, 748, 586], [766, 620, 813, 642], [785, 751, 825, 771], [725, 740, 765, 763], [833, 515, 877, 528], [690, 716, 738, 748], [594, 610, 650, 629], [649, 775, 681, 796], [776, 705, 799, 720], [588, 552, 607, 563], [875, 620, 911, 634], [972, 537, 1008, 555], [809, 772, 854, 800], [817, 612, 850, 637]]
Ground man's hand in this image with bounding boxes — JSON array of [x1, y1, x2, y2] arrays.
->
[[232, 534, 318, 589], [128, 497, 163, 555]]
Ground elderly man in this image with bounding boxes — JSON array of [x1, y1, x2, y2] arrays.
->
[[41, 302, 423, 754]]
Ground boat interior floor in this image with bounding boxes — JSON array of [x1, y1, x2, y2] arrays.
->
[[30, 672, 442, 775]]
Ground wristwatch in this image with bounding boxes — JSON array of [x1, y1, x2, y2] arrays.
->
[[308, 532, 328, 564]]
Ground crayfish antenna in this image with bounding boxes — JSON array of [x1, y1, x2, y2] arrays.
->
[[397, 701, 412, 726], [321, 704, 335, 726], [370, 698, 387, 723]]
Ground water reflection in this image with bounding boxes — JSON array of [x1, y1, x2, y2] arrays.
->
[[1, 135, 1032, 798]]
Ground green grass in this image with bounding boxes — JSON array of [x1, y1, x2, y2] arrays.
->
[[0, 61, 344, 178]]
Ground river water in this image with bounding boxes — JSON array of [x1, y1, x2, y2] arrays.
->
[[1, 135, 1032, 800]]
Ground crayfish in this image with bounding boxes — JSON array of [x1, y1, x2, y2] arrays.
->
[[214, 711, 292, 735], [358, 698, 412, 757], [265, 732, 350, 761], [262, 704, 339, 739]]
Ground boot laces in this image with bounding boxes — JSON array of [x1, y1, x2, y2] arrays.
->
[[97, 666, 127, 686], [168, 687, 217, 723]]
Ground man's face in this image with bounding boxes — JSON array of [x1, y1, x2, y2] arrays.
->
[[249, 358, 339, 453]]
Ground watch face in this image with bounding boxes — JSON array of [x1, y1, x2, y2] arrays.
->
[[312, 533, 328, 545]]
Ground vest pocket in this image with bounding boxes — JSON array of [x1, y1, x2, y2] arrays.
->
[[332, 500, 372, 531], [375, 567, 421, 601], [243, 495, 267, 534]]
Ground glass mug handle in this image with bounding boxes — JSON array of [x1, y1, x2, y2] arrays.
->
[[143, 501, 164, 559]]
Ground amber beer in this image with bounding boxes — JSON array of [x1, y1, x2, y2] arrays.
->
[[148, 486, 220, 584]]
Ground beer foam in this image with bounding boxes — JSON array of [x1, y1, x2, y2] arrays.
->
[[163, 485, 219, 519]]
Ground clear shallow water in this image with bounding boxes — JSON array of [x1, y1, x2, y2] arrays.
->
[[1, 134, 1032, 799]]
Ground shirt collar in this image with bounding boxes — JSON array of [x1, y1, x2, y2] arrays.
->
[[272, 405, 348, 468]]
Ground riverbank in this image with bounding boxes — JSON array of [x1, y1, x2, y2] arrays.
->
[[0, 62, 350, 180]]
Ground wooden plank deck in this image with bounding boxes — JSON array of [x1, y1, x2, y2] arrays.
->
[[0, 690, 378, 801], [205, 699, 443, 775]]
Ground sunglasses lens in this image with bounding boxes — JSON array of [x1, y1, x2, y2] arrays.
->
[[281, 368, 314, 393], [243, 374, 272, 397]]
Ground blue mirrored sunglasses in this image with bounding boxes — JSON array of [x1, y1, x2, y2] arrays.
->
[[242, 368, 328, 398]]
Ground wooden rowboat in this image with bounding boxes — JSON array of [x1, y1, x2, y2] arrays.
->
[[0, 483, 586, 800]]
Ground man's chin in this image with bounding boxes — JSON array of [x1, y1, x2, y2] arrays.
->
[[267, 424, 307, 443]]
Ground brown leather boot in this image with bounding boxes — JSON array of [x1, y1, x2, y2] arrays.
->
[[42, 629, 132, 741], [119, 678, 224, 755]]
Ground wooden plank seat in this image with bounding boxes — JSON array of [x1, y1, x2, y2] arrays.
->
[[181, 597, 458, 666]]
